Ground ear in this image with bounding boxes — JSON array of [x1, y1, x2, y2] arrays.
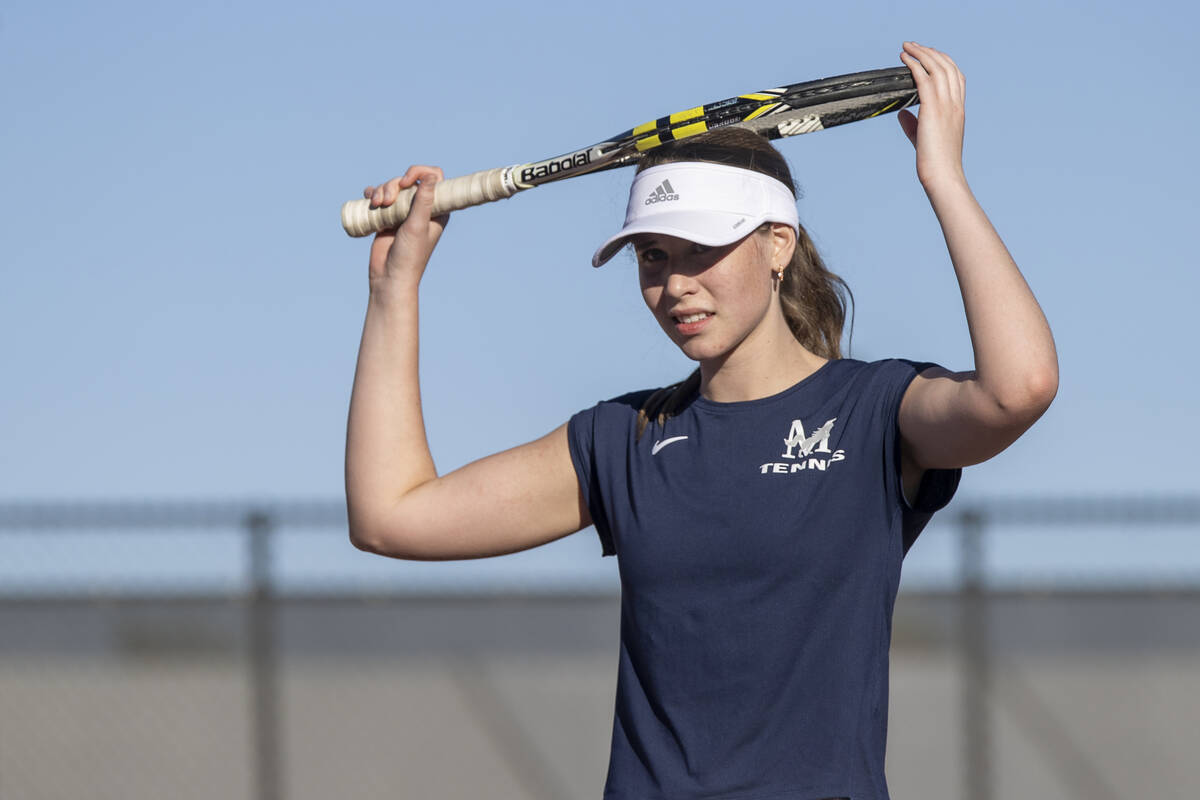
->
[[768, 223, 797, 270]]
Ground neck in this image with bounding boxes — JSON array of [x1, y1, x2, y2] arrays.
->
[[699, 312, 829, 403]]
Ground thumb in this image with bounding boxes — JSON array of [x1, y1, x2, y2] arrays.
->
[[409, 173, 440, 222], [897, 109, 918, 148]]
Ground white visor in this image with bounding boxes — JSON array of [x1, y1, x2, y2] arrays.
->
[[591, 161, 799, 267]]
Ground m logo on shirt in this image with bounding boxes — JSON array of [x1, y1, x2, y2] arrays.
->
[[782, 418, 836, 459], [759, 417, 845, 475]]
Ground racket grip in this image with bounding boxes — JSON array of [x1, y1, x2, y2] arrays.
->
[[341, 166, 520, 237]]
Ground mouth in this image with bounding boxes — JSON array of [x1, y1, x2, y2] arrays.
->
[[672, 311, 713, 324], [670, 311, 714, 335]]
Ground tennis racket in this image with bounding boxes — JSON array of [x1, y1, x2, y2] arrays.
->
[[341, 66, 918, 237]]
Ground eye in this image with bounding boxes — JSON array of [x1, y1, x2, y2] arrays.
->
[[637, 247, 668, 264]]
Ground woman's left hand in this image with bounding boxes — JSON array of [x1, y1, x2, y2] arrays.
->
[[898, 42, 966, 190]]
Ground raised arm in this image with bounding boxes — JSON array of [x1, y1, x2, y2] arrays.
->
[[894, 43, 1059, 479], [345, 166, 590, 560]]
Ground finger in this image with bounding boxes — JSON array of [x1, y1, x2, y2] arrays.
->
[[902, 41, 930, 68], [907, 44, 950, 95], [900, 51, 937, 107], [365, 184, 386, 208], [410, 171, 440, 217], [906, 43, 947, 76], [398, 164, 442, 187], [384, 175, 406, 205], [919, 44, 961, 79], [908, 44, 961, 104], [397, 166, 420, 189], [364, 184, 387, 208], [924, 49, 958, 99], [933, 50, 966, 105], [899, 50, 929, 87], [900, 44, 927, 74], [926, 51, 964, 107], [369, 178, 403, 208], [908, 42, 949, 67], [404, 165, 444, 183], [404, 166, 446, 207], [365, 166, 446, 209]]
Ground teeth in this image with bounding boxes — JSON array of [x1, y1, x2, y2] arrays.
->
[[677, 312, 710, 324]]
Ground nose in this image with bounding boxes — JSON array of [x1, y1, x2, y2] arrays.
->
[[663, 268, 698, 299]]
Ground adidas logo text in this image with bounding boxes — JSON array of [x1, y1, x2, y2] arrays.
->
[[644, 179, 679, 205]]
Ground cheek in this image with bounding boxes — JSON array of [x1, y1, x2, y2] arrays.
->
[[719, 264, 777, 332], [640, 279, 662, 312], [639, 283, 683, 340], [739, 247, 776, 298]]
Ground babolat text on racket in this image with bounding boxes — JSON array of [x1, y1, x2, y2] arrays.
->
[[341, 66, 917, 237]]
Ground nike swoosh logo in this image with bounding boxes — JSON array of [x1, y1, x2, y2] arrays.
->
[[651, 436, 689, 455]]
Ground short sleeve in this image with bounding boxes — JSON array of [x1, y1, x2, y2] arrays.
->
[[877, 359, 963, 555], [567, 405, 617, 557]]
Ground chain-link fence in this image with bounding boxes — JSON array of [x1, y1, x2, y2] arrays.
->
[[1, 497, 1197, 800]]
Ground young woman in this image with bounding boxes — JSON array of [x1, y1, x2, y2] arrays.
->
[[346, 42, 1057, 800]]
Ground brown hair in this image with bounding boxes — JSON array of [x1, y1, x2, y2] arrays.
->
[[633, 127, 853, 439]]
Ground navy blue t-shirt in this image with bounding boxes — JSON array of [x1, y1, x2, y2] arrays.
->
[[567, 358, 960, 800]]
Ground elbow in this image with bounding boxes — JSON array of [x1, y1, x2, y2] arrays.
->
[[347, 507, 414, 559], [1030, 364, 1059, 410], [348, 516, 388, 555], [348, 508, 444, 561], [348, 524, 385, 555], [992, 364, 1058, 426]]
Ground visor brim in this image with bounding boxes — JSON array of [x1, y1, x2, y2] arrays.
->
[[591, 211, 768, 268]]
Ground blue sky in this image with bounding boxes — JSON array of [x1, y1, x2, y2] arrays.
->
[[2, 1, 1197, 586]]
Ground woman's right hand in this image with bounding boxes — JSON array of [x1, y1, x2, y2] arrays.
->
[[364, 165, 451, 286]]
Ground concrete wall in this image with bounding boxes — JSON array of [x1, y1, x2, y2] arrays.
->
[[1, 592, 1197, 799]]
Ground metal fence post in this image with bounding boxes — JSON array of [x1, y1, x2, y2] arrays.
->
[[247, 511, 282, 800], [960, 508, 991, 800]]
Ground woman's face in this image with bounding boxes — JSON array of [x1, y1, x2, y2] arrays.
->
[[634, 228, 781, 364]]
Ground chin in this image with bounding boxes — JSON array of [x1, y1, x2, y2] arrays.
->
[[676, 337, 730, 363]]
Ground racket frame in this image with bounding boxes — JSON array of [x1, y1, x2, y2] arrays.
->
[[342, 66, 918, 237]]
